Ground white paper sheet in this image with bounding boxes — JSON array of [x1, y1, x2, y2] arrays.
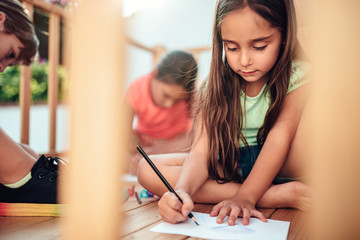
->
[[150, 212, 290, 240]]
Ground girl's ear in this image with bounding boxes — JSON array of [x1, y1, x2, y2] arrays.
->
[[0, 12, 6, 31]]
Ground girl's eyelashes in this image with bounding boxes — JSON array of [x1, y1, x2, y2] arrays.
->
[[225, 45, 267, 52], [253, 45, 267, 51], [227, 47, 238, 52]]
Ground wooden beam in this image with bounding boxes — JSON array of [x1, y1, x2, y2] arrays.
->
[[61, 0, 126, 239], [19, 2, 34, 145], [48, 13, 60, 152], [21, 0, 70, 20]]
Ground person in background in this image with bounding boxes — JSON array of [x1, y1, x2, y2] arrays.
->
[[125, 50, 197, 175]]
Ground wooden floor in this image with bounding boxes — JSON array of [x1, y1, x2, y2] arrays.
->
[[0, 180, 309, 240]]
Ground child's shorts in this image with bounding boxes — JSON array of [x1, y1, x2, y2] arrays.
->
[[237, 145, 295, 185]]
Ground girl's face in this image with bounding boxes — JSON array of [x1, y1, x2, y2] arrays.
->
[[0, 30, 24, 72], [221, 6, 282, 95], [150, 78, 188, 108]]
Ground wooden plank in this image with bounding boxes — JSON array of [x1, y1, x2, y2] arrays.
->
[[121, 201, 161, 237], [48, 12, 60, 153], [0, 217, 53, 235], [152, 46, 166, 67], [19, 2, 34, 145], [0, 218, 60, 240], [21, 0, 70, 20], [19, 64, 32, 145], [126, 36, 157, 54], [270, 208, 308, 240]]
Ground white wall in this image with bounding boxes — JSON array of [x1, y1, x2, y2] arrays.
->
[[124, 0, 218, 88]]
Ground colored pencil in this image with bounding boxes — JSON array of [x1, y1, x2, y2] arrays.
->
[[135, 191, 142, 204]]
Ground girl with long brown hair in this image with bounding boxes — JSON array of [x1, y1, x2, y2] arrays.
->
[[137, 0, 311, 226]]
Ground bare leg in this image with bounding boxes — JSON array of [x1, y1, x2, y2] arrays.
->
[[0, 128, 37, 184], [137, 153, 311, 210], [19, 143, 39, 158]]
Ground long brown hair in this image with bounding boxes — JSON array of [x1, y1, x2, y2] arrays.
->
[[192, 0, 298, 183], [0, 0, 39, 65]]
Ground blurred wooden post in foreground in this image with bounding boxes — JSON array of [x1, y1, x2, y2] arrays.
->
[[309, 0, 360, 239], [62, 0, 125, 239]]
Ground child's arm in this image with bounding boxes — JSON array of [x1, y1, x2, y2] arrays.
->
[[175, 117, 210, 196], [212, 85, 309, 225], [157, 117, 210, 222]]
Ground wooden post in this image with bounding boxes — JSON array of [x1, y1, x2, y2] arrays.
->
[[152, 45, 166, 67], [62, 0, 125, 239], [308, 0, 360, 239], [19, 2, 33, 145], [48, 13, 60, 153]]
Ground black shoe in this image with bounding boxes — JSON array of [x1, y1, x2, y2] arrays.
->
[[0, 155, 66, 213]]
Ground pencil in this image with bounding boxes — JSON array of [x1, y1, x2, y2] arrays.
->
[[135, 191, 142, 204], [136, 145, 199, 226]]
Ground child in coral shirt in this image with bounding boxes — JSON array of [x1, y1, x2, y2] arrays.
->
[[125, 50, 198, 174]]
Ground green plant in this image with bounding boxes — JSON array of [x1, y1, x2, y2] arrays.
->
[[0, 63, 65, 104]]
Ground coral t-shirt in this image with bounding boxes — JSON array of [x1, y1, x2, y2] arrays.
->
[[126, 73, 192, 142]]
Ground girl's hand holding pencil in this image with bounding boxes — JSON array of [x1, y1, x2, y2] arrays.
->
[[158, 190, 194, 224]]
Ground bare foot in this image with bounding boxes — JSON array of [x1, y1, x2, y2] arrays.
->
[[257, 181, 312, 210], [291, 181, 312, 211]]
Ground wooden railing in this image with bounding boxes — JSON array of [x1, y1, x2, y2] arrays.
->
[[19, 0, 210, 157], [20, 0, 69, 156]]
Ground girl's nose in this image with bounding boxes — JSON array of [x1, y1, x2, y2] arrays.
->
[[240, 50, 252, 67], [163, 99, 175, 108], [0, 60, 11, 72]]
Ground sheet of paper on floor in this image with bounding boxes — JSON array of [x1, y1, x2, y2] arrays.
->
[[150, 212, 290, 240]]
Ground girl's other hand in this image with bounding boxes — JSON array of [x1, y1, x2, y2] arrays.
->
[[210, 197, 267, 226], [158, 190, 194, 224]]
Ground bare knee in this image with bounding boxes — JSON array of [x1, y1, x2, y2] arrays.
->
[[137, 158, 152, 190], [136, 154, 185, 197], [136, 158, 164, 197]]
